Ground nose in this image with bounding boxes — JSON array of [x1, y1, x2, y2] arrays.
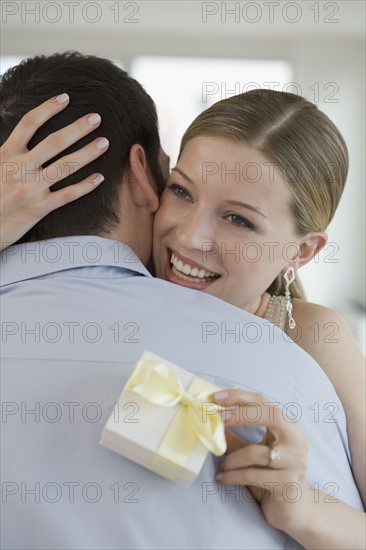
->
[[175, 208, 217, 255]]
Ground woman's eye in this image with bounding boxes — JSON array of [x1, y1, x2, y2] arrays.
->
[[226, 213, 255, 231], [167, 184, 192, 201]]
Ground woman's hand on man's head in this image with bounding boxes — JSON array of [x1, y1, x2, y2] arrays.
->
[[0, 94, 108, 251]]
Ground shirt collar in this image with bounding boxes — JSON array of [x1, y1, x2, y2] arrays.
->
[[0, 236, 152, 287]]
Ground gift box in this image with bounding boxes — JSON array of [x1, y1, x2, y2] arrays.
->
[[100, 351, 227, 486]]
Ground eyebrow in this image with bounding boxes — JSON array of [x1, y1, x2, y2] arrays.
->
[[172, 167, 194, 184], [226, 200, 268, 219], [171, 167, 268, 219]]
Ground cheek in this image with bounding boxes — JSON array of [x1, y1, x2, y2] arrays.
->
[[153, 203, 169, 239], [152, 200, 175, 258], [154, 193, 180, 233], [223, 244, 282, 281]]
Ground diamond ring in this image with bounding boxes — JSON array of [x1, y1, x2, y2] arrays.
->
[[268, 446, 281, 468]]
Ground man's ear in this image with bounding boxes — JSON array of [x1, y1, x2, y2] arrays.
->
[[123, 144, 159, 213], [293, 232, 328, 269]]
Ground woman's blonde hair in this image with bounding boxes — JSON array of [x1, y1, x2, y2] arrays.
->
[[179, 90, 349, 299]]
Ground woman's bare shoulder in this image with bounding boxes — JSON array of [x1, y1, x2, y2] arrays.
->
[[288, 298, 364, 387], [291, 299, 345, 343], [289, 302, 365, 506]]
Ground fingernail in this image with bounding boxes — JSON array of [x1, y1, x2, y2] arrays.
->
[[56, 93, 69, 104], [215, 473, 224, 482], [88, 113, 102, 126], [90, 174, 104, 186], [214, 391, 228, 400], [96, 137, 109, 150]]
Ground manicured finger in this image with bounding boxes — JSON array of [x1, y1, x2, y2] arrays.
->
[[215, 390, 302, 444], [220, 400, 284, 428], [28, 112, 104, 166], [44, 173, 104, 211], [4, 94, 70, 151], [225, 428, 251, 454], [39, 137, 109, 188], [213, 389, 271, 408], [222, 444, 273, 471], [215, 466, 288, 487], [222, 406, 297, 444], [215, 389, 291, 425]]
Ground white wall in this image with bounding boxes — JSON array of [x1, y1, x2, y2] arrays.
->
[[291, 38, 365, 307]]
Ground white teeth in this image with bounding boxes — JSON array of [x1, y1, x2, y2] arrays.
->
[[170, 253, 218, 280], [172, 266, 215, 283]]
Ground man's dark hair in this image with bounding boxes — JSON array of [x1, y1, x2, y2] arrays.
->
[[0, 51, 165, 242]]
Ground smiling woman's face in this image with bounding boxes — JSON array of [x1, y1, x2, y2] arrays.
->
[[153, 136, 303, 312]]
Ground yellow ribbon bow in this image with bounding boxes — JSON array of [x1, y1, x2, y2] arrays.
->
[[126, 359, 227, 460]]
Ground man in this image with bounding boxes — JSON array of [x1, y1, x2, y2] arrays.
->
[[1, 53, 362, 549]]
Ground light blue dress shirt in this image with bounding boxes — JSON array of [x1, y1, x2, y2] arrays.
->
[[1, 237, 363, 549]]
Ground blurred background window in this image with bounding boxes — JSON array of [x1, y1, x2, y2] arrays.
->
[[1, 55, 26, 74]]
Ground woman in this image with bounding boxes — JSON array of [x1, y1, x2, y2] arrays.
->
[[1, 89, 365, 548]]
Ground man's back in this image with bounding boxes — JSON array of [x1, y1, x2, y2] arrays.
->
[[1, 237, 363, 549]]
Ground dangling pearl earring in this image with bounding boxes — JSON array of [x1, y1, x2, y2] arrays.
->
[[284, 266, 296, 329]]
